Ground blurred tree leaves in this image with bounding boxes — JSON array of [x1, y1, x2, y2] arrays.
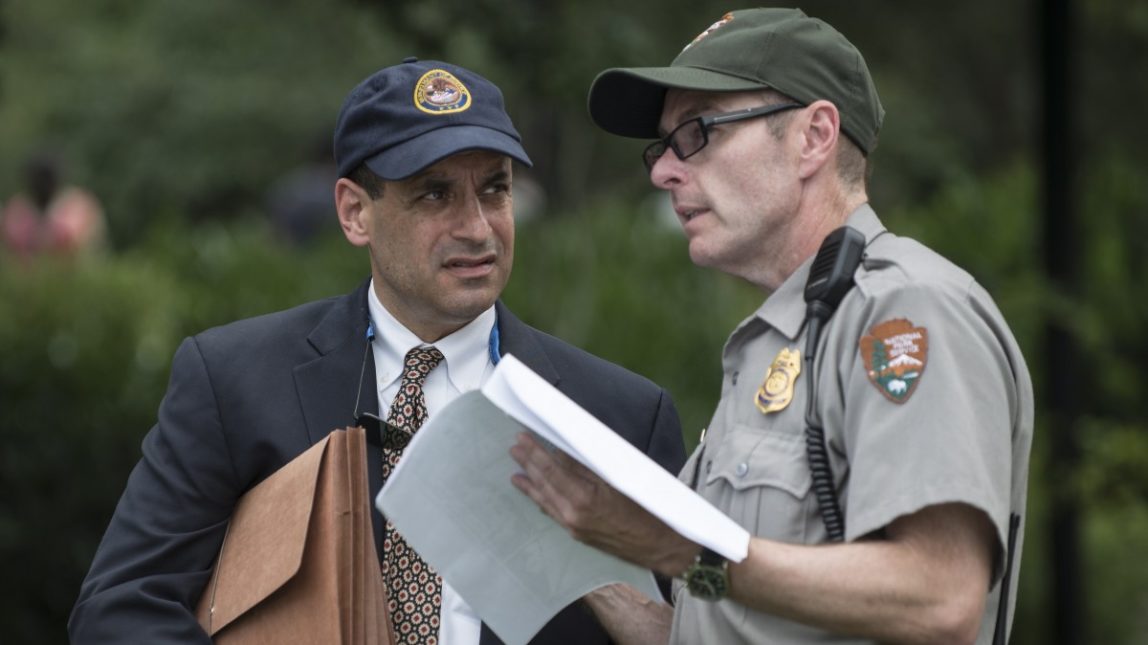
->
[[505, 197, 762, 446], [0, 0, 401, 246], [0, 256, 183, 644], [1, 0, 1057, 228]]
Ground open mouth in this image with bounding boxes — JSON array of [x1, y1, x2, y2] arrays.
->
[[680, 208, 707, 224]]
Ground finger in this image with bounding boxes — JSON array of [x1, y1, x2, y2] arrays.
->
[[508, 432, 544, 469], [511, 466, 578, 532], [525, 446, 590, 511], [509, 435, 571, 520], [511, 433, 579, 495], [509, 434, 602, 530], [509, 471, 552, 513], [510, 432, 558, 475], [549, 446, 598, 484]]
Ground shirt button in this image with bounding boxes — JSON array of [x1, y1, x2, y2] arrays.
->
[[705, 460, 713, 474], [731, 371, 739, 385], [735, 462, 749, 477]]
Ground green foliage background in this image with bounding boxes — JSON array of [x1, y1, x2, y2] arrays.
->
[[1, 1, 1146, 643]]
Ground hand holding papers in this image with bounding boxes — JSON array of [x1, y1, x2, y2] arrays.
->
[[485, 356, 750, 561], [377, 355, 750, 645]]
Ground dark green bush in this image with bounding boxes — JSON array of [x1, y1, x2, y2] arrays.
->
[[0, 257, 182, 643], [505, 198, 762, 444], [0, 220, 364, 642]]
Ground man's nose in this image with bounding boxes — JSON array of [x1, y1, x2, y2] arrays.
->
[[649, 150, 685, 189], [453, 193, 493, 240]]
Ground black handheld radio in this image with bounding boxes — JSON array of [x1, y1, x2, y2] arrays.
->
[[802, 225, 866, 542]]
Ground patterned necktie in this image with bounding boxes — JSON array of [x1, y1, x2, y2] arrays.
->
[[381, 346, 445, 645]]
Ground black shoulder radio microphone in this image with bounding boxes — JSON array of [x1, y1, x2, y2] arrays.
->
[[802, 225, 866, 542]]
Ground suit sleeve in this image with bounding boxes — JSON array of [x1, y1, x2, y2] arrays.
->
[[645, 389, 688, 475], [69, 337, 239, 644], [644, 389, 687, 606]]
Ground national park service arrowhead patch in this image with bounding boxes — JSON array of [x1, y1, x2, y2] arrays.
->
[[860, 318, 928, 403]]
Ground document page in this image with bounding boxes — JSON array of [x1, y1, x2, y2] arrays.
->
[[377, 390, 660, 645], [378, 354, 750, 644]]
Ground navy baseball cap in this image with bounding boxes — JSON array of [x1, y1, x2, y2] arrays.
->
[[333, 58, 532, 180]]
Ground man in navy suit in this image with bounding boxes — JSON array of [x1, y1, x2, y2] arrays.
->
[[69, 59, 686, 644]]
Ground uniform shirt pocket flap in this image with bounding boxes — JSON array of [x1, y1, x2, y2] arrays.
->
[[705, 424, 811, 499]]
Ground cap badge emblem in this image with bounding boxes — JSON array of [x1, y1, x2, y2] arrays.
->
[[860, 318, 928, 403], [755, 346, 801, 414], [414, 69, 471, 115], [682, 12, 734, 52]]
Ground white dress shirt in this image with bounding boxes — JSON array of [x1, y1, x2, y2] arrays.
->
[[368, 280, 493, 645]]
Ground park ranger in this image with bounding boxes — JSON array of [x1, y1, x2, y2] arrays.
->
[[511, 8, 1034, 644]]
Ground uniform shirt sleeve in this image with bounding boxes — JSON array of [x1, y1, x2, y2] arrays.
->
[[829, 278, 1016, 578]]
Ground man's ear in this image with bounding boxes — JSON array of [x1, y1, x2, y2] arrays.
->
[[335, 178, 371, 247], [797, 100, 841, 180]]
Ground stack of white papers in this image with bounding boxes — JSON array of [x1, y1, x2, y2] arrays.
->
[[377, 354, 749, 645]]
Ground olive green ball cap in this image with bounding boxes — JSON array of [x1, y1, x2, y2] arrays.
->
[[587, 8, 885, 155]]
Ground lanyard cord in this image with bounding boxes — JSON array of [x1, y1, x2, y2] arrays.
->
[[353, 314, 501, 425]]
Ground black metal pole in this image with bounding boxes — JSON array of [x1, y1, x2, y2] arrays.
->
[[1040, 0, 1083, 643]]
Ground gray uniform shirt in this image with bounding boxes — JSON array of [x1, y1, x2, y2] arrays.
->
[[670, 205, 1034, 644]]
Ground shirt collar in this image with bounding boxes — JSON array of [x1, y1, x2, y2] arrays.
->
[[367, 279, 496, 393], [745, 203, 886, 341]]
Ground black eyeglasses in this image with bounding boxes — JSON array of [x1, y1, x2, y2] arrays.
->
[[642, 102, 805, 172]]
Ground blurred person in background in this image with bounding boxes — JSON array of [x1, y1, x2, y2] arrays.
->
[[1, 150, 106, 261], [264, 133, 341, 247]]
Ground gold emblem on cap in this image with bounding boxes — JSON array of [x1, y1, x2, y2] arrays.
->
[[414, 69, 471, 115], [755, 347, 801, 414]]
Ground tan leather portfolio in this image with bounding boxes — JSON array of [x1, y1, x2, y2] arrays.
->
[[196, 427, 394, 644]]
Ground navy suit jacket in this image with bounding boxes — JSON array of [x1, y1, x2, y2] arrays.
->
[[69, 280, 686, 644]]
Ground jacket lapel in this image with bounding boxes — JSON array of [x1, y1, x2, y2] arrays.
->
[[494, 301, 560, 387], [293, 279, 389, 554], [293, 278, 378, 444]]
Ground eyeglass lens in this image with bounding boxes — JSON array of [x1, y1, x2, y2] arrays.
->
[[643, 119, 706, 171]]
